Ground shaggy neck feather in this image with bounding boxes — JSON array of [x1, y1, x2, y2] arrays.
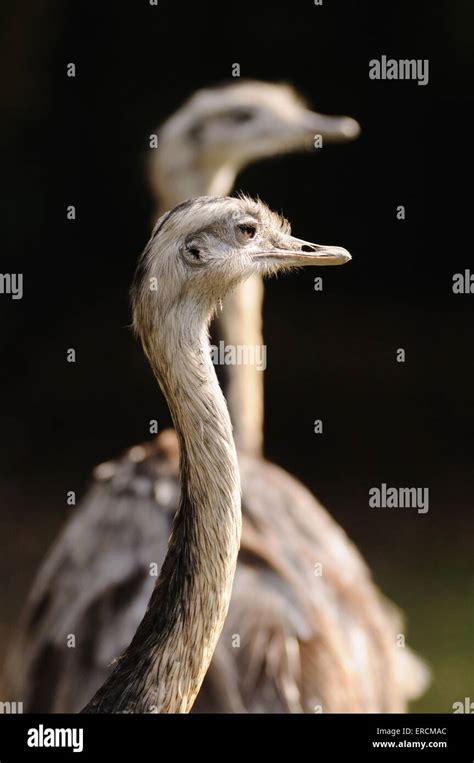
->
[[156, 161, 265, 459], [82, 307, 242, 714]]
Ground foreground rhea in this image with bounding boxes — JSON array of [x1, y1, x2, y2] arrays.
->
[[81, 196, 351, 713]]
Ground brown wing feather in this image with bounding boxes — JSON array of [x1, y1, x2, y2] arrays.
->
[[2, 433, 429, 713]]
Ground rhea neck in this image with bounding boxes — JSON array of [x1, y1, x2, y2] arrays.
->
[[82, 296, 242, 714], [155, 150, 265, 458]]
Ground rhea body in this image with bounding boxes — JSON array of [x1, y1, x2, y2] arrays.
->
[[82, 196, 350, 712]]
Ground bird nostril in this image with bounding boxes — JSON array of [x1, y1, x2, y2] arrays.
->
[[301, 244, 315, 253]]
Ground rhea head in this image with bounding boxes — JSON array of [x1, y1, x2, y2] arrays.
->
[[132, 196, 351, 357], [150, 81, 361, 206]]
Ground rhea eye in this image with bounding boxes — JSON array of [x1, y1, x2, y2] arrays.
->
[[237, 223, 257, 241], [227, 108, 254, 124], [183, 243, 203, 263]]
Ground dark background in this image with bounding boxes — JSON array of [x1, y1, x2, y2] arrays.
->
[[0, 0, 471, 711]]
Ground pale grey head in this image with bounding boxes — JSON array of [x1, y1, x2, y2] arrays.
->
[[150, 81, 361, 208], [132, 195, 351, 345]]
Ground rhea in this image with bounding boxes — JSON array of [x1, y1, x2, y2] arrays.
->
[[81, 196, 351, 713], [3, 83, 429, 713], [5, 82, 374, 713]]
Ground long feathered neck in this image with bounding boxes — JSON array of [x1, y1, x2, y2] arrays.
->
[[217, 275, 264, 456], [155, 163, 265, 459], [82, 302, 242, 714]]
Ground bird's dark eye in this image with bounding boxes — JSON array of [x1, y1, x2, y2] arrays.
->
[[227, 108, 254, 124], [187, 122, 204, 143], [237, 223, 257, 241], [182, 243, 203, 264]]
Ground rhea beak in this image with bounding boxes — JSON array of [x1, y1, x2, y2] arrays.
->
[[300, 109, 361, 143], [253, 234, 352, 267]]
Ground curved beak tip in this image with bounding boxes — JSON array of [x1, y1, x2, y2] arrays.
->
[[341, 117, 361, 140], [306, 111, 361, 142], [333, 251, 352, 266], [314, 245, 352, 266], [293, 246, 352, 267]]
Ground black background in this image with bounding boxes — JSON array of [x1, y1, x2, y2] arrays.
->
[[0, 0, 471, 711]]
